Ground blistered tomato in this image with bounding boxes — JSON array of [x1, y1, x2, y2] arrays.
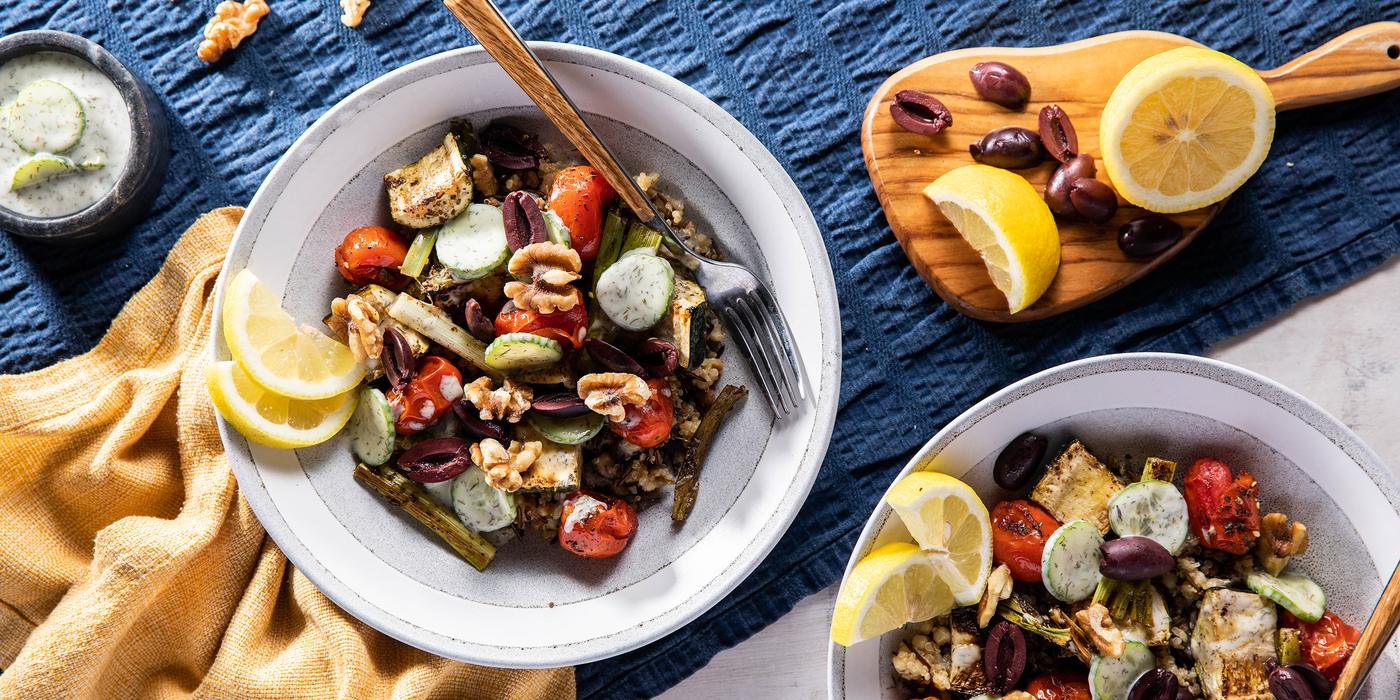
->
[[1281, 609, 1361, 681], [386, 356, 463, 434], [547, 166, 615, 261], [1184, 457, 1261, 555], [609, 378, 673, 448], [334, 226, 411, 290], [991, 499, 1061, 582], [493, 287, 587, 349], [1025, 670, 1092, 700], [558, 490, 638, 558]]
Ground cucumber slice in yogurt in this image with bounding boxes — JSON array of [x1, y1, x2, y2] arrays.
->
[[1089, 640, 1154, 700], [1108, 480, 1190, 555], [436, 203, 509, 280], [1042, 520, 1105, 603], [452, 464, 516, 532], [1247, 570, 1326, 623], [8, 80, 85, 154], [10, 153, 77, 191], [347, 386, 394, 466], [483, 332, 563, 370], [528, 410, 604, 445], [596, 251, 674, 331], [543, 209, 570, 247]]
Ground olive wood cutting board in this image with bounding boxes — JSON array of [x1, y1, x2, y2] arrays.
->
[[862, 23, 1400, 322]]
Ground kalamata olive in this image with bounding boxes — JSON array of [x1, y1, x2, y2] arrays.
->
[[1118, 216, 1184, 258], [1070, 178, 1118, 225], [636, 338, 680, 378], [994, 432, 1048, 491], [382, 327, 415, 389], [969, 61, 1031, 110], [452, 401, 510, 441], [1285, 662, 1333, 698], [1099, 536, 1175, 580], [983, 621, 1027, 694], [397, 437, 472, 483], [1039, 105, 1078, 163], [1128, 668, 1180, 700], [462, 298, 495, 343], [970, 127, 1046, 170], [890, 89, 953, 135], [502, 191, 548, 252], [530, 391, 592, 419], [1268, 666, 1320, 700], [479, 123, 546, 170], [1044, 153, 1096, 217], [583, 338, 647, 376]]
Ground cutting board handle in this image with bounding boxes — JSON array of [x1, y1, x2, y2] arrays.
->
[[1260, 21, 1400, 110]]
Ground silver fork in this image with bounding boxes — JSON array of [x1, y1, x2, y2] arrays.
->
[[443, 0, 807, 416]]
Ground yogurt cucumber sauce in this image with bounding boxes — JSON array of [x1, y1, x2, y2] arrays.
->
[[0, 51, 131, 218]]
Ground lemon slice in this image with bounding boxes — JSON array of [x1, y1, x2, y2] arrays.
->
[[885, 471, 993, 606], [923, 165, 1059, 314], [830, 543, 955, 647], [206, 361, 356, 449], [222, 268, 364, 400], [1101, 47, 1274, 213]]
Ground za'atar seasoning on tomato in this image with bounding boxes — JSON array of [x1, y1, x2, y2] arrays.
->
[[1281, 609, 1361, 682], [991, 499, 1061, 582], [334, 225, 411, 290], [1183, 457, 1261, 555], [547, 165, 616, 261], [609, 377, 674, 448]]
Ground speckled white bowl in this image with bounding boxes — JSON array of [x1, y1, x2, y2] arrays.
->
[[210, 44, 840, 668], [828, 353, 1399, 700]]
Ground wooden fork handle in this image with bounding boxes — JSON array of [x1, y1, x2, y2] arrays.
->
[[1330, 560, 1400, 700], [1259, 22, 1400, 111], [441, 0, 652, 218]]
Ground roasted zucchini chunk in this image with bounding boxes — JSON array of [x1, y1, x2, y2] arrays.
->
[[1030, 441, 1125, 534], [384, 133, 471, 228], [656, 278, 708, 370], [514, 423, 582, 492], [1190, 588, 1277, 700]]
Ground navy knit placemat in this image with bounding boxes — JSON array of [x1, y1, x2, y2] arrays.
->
[[4, 1, 1400, 698]]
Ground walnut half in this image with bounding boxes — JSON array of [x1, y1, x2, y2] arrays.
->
[[471, 439, 542, 492], [978, 564, 1013, 628], [197, 0, 270, 62], [577, 373, 650, 421], [463, 377, 533, 423], [328, 295, 382, 363], [1075, 603, 1125, 659], [503, 242, 581, 313], [1257, 512, 1309, 575]]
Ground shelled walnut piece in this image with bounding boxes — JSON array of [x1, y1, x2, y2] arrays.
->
[[977, 564, 1013, 627], [471, 439, 542, 492], [504, 242, 581, 313], [339, 0, 369, 27], [1075, 603, 1125, 659], [197, 0, 270, 62], [1257, 512, 1309, 575], [462, 377, 532, 423], [327, 295, 381, 362], [577, 373, 650, 421]]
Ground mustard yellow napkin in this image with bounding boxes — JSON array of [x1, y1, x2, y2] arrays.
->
[[0, 208, 574, 699]]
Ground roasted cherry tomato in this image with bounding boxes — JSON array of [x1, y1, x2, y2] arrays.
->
[[334, 225, 411, 290], [991, 499, 1061, 583], [609, 378, 674, 448], [547, 166, 616, 261], [1282, 609, 1361, 681], [558, 490, 638, 558], [1025, 670, 1092, 700], [1183, 457, 1261, 555], [385, 356, 462, 434], [493, 287, 587, 349]]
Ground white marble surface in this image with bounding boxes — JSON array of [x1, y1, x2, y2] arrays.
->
[[658, 255, 1400, 700]]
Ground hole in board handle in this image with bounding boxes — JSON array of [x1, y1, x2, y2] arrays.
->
[[1389, 45, 1399, 59]]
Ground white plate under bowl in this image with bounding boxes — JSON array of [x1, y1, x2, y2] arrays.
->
[[209, 43, 840, 668], [828, 353, 1400, 699]]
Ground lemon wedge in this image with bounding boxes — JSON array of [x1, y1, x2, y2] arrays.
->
[[923, 165, 1059, 314], [885, 471, 993, 606], [831, 542, 955, 647], [222, 268, 364, 400], [1100, 47, 1274, 213], [207, 361, 357, 449]]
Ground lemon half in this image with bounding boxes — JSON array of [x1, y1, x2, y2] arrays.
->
[[923, 165, 1059, 314], [207, 361, 357, 449], [1101, 47, 1274, 213]]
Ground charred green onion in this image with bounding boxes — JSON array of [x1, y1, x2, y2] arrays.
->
[[673, 384, 748, 521], [354, 463, 496, 571]]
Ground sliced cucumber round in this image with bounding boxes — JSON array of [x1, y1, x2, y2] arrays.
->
[[436, 203, 509, 280], [1089, 640, 1154, 700], [596, 251, 674, 331], [1247, 570, 1326, 623], [10, 153, 77, 191], [483, 332, 563, 370], [1108, 480, 1190, 555], [1042, 520, 1105, 603], [347, 386, 394, 465], [529, 410, 604, 445], [452, 465, 516, 532], [543, 209, 570, 247], [8, 80, 85, 154]]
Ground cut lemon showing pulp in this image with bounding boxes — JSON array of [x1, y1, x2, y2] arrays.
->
[[207, 361, 357, 449], [885, 471, 992, 606], [923, 165, 1059, 314], [831, 543, 954, 647], [223, 268, 364, 400], [1101, 47, 1274, 213]]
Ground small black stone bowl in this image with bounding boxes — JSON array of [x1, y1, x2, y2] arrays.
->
[[0, 30, 169, 244]]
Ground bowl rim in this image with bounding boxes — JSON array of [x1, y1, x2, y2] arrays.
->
[[210, 41, 841, 666], [825, 351, 1400, 699]]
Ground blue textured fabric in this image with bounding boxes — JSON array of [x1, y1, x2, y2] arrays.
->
[[4, 0, 1400, 697]]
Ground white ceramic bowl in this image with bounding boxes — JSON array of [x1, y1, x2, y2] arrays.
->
[[210, 43, 840, 667], [828, 353, 1400, 700]]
